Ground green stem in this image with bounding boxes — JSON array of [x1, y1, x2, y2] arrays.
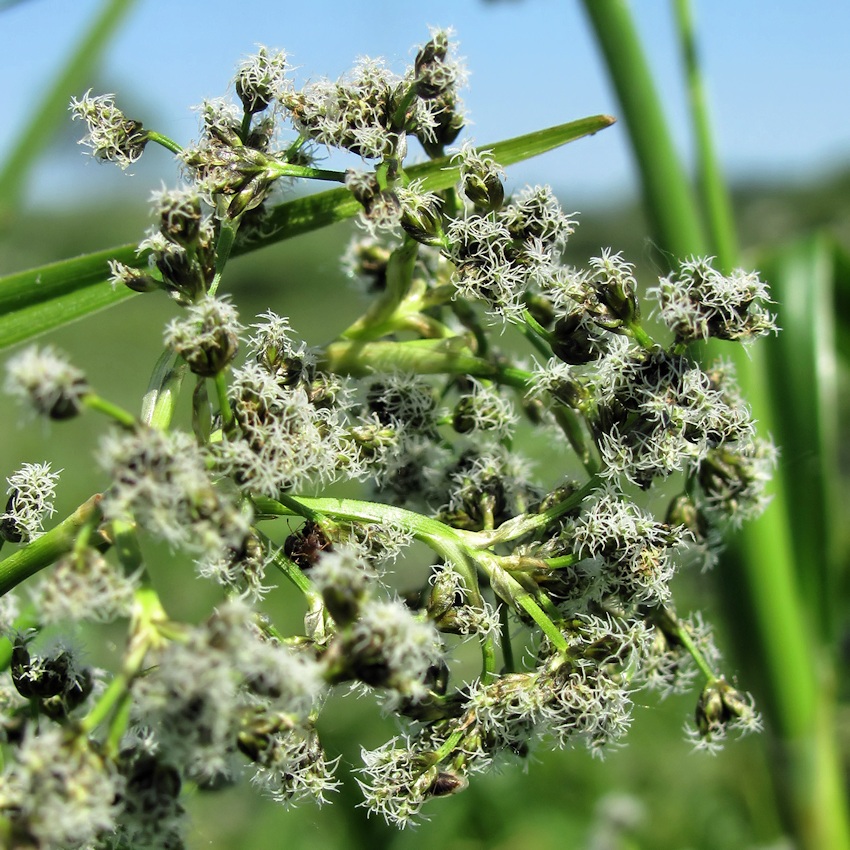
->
[[491, 566, 566, 652], [322, 338, 508, 382], [728, 350, 850, 849], [463, 476, 598, 548], [112, 518, 143, 573], [208, 218, 239, 297], [552, 405, 599, 475], [0, 495, 102, 596], [390, 82, 419, 132], [522, 310, 555, 351], [450, 299, 490, 357], [499, 605, 515, 673], [267, 161, 347, 183], [496, 366, 533, 390], [213, 372, 234, 434], [82, 393, 136, 428], [146, 130, 183, 156], [80, 666, 132, 734], [581, 3, 849, 846], [239, 113, 253, 144], [283, 135, 309, 162], [480, 635, 497, 684], [660, 606, 716, 681], [253, 494, 481, 600], [254, 495, 454, 547], [270, 493, 329, 526], [105, 690, 134, 756], [474, 549, 566, 649], [251, 508, 325, 594], [433, 727, 466, 764], [542, 554, 579, 570], [79, 584, 168, 737], [626, 321, 655, 350], [266, 541, 317, 598]]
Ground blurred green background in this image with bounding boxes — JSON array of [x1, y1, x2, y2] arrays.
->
[[1, 0, 849, 847]]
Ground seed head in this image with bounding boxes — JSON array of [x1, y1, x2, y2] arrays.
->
[[70, 89, 148, 169], [0, 462, 60, 544], [5, 345, 89, 420]]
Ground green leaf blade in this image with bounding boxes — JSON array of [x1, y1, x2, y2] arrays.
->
[[248, 114, 615, 251], [0, 115, 615, 350]]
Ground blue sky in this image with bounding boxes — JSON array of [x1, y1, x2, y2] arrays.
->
[[2, 0, 849, 210]]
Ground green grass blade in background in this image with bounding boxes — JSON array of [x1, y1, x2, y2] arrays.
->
[[0, 244, 136, 349], [578, 0, 706, 262], [0, 116, 614, 350], [759, 235, 841, 646], [0, 0, 139, 224], [834, 243, 850, 363], [672, 0, 738, 270]]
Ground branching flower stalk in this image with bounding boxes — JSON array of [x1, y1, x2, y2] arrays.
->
[[0, 31, 779, 846]]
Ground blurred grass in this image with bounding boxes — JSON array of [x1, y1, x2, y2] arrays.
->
[[0, 0, 139, 224], [4, 184, 842, 848]]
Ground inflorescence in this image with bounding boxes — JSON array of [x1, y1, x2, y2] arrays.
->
[[0, 29, 776, 847]]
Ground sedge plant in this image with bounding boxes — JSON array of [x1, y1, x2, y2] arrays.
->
[[0, 29, 784, 848]]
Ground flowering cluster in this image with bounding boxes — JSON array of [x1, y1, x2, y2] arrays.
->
[[0, 463, 60, 544], [70, 90, 148, 169], [0, 31, 776, 845]]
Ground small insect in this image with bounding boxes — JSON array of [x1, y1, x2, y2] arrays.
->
[[284, 520, 333, 570]]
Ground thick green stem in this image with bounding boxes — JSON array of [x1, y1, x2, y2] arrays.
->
[[464, 476, 598, 547], [0, 495, 102, 596], [481, 554, 567, 652], [499, 604, 516, 673], [146, 131, 183, 156], [389, 82, 419, 132], [520, 311, 556, 360], [542, 554, 579, 570], [727, 348, 850, 849], [79, 583, 169, 742], [321, 338, 531, 391], [213, 372, 234, 434], [626, 321, 655, 350], [480, 635, 497, 683], [323, 338, 501, 380], [552, 406, 598, 475], [267, 161, 347, 183], [208, 218, 239, 297]]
